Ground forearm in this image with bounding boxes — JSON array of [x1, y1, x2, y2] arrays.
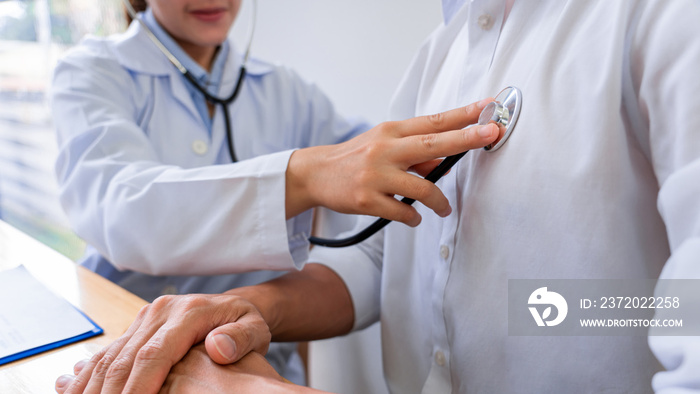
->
[[59, 145, 302, 275], [226, 263, 354, 342]]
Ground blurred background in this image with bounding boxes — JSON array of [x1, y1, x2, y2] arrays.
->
[[0, 0, 124, 259], [0, 0, 440, 260]]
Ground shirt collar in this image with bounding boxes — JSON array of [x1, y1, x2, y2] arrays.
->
[[142, 8, 229, 88], [441, 0, 468, 24]]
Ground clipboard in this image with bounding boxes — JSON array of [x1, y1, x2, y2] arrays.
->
[[0, 265, 103, 366]]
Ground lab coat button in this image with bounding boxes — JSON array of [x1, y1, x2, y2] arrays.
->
[[440, 245, 450, 260], [192, 140, 208, 155], [161, 285, 178, 295], [435, 350, 446, 367], [477, 14, 494, 30]]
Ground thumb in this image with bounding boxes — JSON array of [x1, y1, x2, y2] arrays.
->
[[204, 320, 271, 365]]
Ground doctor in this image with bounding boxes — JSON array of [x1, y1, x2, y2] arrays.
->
[[51, 0, 499, 384]]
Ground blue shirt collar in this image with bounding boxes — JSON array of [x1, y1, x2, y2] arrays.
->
[[442, 0, 468, 24], [142, 8, 229, 92]]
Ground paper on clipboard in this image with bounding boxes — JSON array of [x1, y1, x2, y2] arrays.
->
[[0, 265, 102, 365]]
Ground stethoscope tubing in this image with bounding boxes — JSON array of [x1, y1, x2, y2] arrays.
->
[[123, 0, 256, 163], [182, 68, 247, 163]]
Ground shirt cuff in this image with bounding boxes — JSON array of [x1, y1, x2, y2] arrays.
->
[[254, 149, 310, 271], [650, 239, 700, 392], [309, 243, 382, 331], [287, 209, 313, 270]]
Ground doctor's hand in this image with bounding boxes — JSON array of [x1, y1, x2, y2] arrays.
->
[[285, 98, 498, 226], [55, 294, 271, 394]]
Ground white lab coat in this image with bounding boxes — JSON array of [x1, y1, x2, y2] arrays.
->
[[51, 21, 367, 381], [51, 20, 367, 290]]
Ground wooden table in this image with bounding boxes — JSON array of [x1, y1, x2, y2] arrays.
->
[[0, 220, 147, 393]]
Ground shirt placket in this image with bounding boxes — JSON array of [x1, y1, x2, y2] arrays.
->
[[423, 1, 505, 392], [422, 168, 461, 394], [458, 0, 506, 99]]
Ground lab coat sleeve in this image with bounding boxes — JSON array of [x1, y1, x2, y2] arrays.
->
[[631, 1, 700, 392], [51, 44, 309, 276], [308, 216, 384, 331]]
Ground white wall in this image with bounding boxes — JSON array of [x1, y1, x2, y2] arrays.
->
[[231, 0, 442, 124]]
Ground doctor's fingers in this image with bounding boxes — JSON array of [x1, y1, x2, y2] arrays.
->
[[381, 171, 454, 223], [396, 123, 499, 167], [409, 159, 443, 177], [203, 312, 272, 365], [391, 98, 493, 138]]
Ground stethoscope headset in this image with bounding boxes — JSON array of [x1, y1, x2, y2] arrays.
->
[[122, 0, 522, 248]]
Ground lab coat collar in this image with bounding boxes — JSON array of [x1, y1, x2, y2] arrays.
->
[[112, 20, 274, 78], [110, 21, 274, 133]]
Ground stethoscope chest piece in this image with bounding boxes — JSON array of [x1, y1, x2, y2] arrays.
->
[[480, 86, 522, 151]]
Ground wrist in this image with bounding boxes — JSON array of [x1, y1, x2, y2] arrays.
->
[[285, 147, 322, 218], [225, 285, 281, 336]]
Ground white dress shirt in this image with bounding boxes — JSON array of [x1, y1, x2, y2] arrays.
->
[[311, 0, 700, 392]]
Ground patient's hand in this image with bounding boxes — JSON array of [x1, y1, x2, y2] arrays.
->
[[55, 293, 272, 393], [159, 344, 291, 394], [62, 344, 317, 393]]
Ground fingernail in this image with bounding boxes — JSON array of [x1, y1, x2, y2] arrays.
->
[[478, 124, 495, 138], [212, 334, 237, 361], [56, 374, 73, 390], [74, 359, 87, 375], [438, 205, 452, 217]]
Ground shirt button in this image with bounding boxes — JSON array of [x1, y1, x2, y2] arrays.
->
[[477, 14, 494, 30], [440, 245, 450, 260], [435, 350, 446, 367], [161, 285, 178, 295], [192, 140, 208, 155]]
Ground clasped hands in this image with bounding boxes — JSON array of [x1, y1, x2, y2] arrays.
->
[[56, 293, 295, 393]]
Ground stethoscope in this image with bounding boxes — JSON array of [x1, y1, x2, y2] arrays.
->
[[123, 1, 522, 248], [122, 0, 258, 163], [308, 86, 523, 247]]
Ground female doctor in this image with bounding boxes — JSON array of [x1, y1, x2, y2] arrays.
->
[[51, 0, 500, 384]]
